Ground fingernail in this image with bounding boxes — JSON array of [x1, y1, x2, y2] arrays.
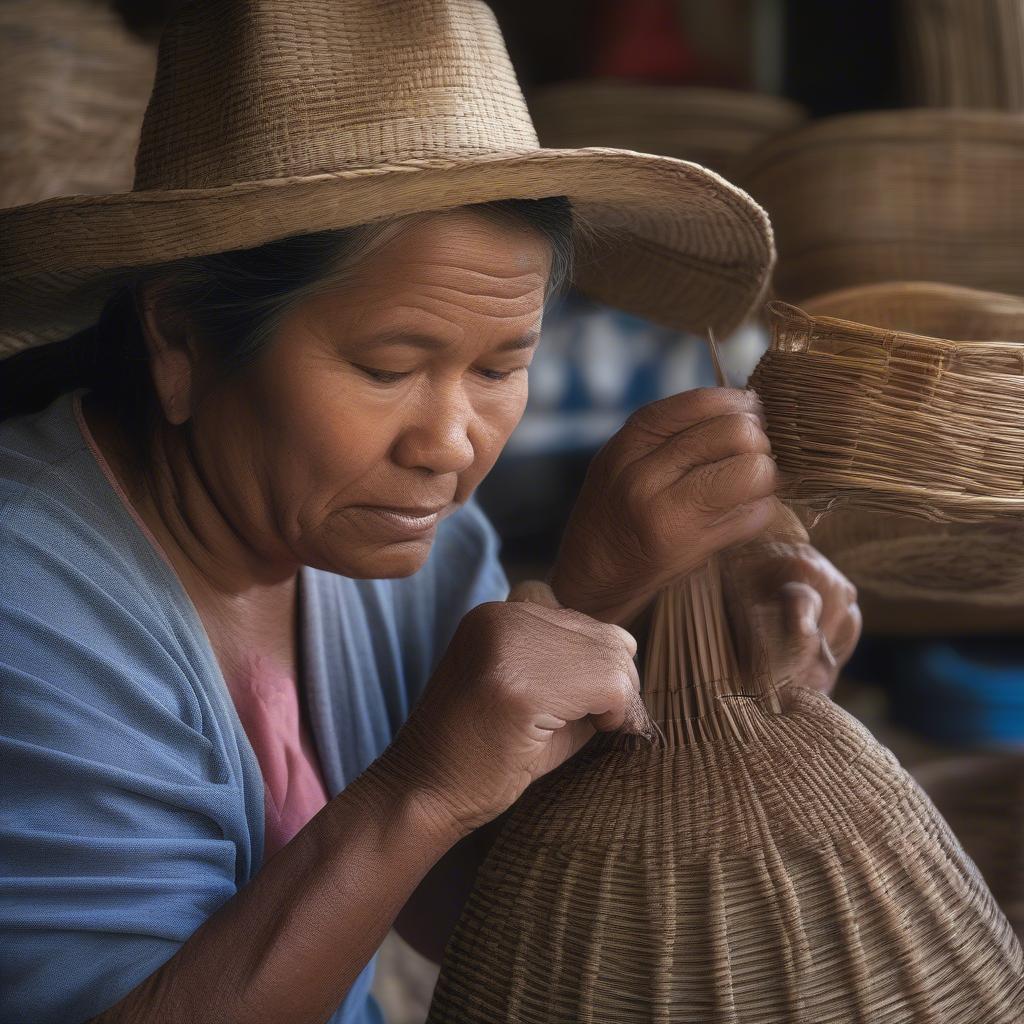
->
[[800, 614, 818, 636]]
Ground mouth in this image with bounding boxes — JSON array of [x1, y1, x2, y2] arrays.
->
[[350, 502, 451, 535]]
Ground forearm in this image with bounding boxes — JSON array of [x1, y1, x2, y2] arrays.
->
[[394, 806, 514, 964], [93, 765, 462, 1024]]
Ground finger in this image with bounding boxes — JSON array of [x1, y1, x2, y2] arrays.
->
[[674, 452, 779, 520], [505, 590, 636, 654], [507, 579, 562, 608], [632, 412, 771, 488], [780, 581, 824, 639], [612, 388, 763, 456]]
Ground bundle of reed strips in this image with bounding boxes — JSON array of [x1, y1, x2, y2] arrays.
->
[[748, 300, 1024, 521], [529, 82, 804, 180], [740, 110, 1024, 301], [428, 535, 1024, 1022]]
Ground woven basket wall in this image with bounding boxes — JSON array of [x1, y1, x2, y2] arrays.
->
[[528, 82, 804, 180], [914, 755, 1024, 941], [428, 557, 1024, 1023], [748, 300, 1024, 522], [903, 0, 1024, 110], [0, 0, 156, 209], [740, 111, 1024, 302], [792, 283, 1024, 633]]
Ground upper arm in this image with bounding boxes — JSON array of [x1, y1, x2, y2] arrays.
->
[[0, 550, 251, 1023]]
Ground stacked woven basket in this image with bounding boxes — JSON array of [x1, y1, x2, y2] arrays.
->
[[740, 110, 1024, 636], [528, 81, 804, 181]]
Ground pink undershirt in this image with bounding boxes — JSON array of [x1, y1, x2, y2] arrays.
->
[[75, 395, 330, 861]]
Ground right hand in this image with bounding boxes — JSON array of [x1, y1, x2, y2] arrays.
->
[[374, 582, 648, 837]]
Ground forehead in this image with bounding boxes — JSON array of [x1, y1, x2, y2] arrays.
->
[[362, 209, 552, 287], [303, 210, 553, 332]]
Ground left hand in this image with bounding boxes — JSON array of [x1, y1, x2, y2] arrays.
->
[[549, 387, 780, 628], [725, 540, 862, 695]]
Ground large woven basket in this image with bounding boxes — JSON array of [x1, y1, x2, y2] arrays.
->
[[0, 0, 156, 209], [428, 555, 1024, 1022], [748, 299, 1024, 522], [529, 82, 804, 179], [740, 110, 1024, 301], [903, 0, 1024, 110], [914, 754, 1024, 941], [792, 283, 1024, 633]]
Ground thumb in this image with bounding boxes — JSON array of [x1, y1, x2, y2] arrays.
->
[[507, 579, 563, 609]]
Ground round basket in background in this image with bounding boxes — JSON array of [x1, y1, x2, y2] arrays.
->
[[794, 283, 1024, 634], [903, 0, 1024, 110], [749, 298, 1024, 521], [0, 0, 156, 209], [740, 110, 1024, 302], [914, 754, 1024, 939], [529, 81, 804, 180]]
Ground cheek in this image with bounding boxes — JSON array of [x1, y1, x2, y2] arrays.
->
[[468, 379, 529, 471]]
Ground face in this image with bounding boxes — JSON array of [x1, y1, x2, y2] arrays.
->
[[188, 211, 551, 578]]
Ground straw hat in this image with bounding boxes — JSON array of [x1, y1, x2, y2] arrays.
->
[[429, 558, 1024, 1022], [528, 81, 804, 179], [0, 0, 775, 359], [793, 283, 1024, 635], [740, 110, 1024, 302], [0, 0, 156, 209]]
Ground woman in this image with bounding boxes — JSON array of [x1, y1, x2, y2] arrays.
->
[[0, 2, 860, 1022]]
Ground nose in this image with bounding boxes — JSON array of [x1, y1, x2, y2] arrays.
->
[[391, 382, 476, 476]]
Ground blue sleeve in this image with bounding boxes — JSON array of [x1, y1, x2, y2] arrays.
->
[[0, 493, 255, 1023]]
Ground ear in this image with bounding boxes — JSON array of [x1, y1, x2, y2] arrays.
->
[[137, 281, 198, 427]]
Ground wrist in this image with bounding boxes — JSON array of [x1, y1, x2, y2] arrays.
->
[[354, 746, 473, 851]]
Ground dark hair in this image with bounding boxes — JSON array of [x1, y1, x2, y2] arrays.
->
[[0, 196, 574, 452]]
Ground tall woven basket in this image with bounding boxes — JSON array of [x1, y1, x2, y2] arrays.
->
[[790, 284, 1024, 634], [528, 82, 804, 180], [740, 110, 1024, 302], [427, 534, 1024, 1021]]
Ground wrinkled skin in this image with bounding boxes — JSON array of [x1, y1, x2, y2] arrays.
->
[[86, 209, 860, 1023]]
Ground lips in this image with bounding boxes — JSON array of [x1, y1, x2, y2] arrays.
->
[[350, 502, 452, 535]]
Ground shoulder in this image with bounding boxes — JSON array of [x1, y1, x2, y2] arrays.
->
[[0, 394, 218, 738]]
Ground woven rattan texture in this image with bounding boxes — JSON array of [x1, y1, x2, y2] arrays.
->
[[749, 301, 1024, 521], [428, 562, 1024, 1022], [429, 695, 1023, 1022], [529, 83, 804, 179], [793, 283, 1024, 626], [0, 0, 774, 356], [740, 111, 1024, 302]]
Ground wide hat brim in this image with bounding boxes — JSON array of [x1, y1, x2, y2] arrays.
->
[[0, 146, 774, 356]]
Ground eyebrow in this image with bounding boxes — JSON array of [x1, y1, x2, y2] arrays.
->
[[361, 330, 540, 353]]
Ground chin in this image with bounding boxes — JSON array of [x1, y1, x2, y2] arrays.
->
[[313, 537, 434, 580]]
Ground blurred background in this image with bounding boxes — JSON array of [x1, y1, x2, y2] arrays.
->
[[3, 1, 1021, 1021]]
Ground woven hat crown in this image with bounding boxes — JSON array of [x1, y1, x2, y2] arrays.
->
[[134, 0, 538, 191]]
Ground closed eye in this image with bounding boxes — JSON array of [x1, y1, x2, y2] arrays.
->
[[354, 364, 409, 384]]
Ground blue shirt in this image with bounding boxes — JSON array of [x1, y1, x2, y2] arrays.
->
[[0, 391, 510, 1024]]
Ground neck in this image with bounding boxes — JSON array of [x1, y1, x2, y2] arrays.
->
[[81, 395, 299, 668]]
